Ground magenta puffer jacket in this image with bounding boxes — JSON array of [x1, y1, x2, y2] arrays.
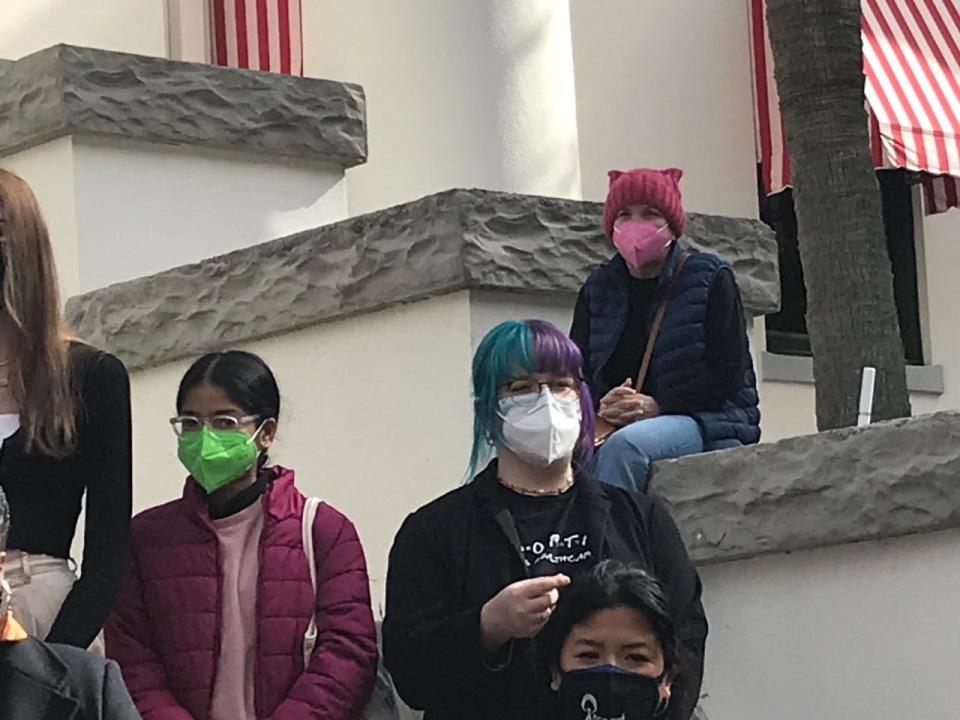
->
[[105, 466, 378, 720]]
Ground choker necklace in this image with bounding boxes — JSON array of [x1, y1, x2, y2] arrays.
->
[[498, 474, 574, 497]]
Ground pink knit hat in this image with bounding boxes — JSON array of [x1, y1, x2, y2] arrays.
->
[[603, 167, 686, 239]]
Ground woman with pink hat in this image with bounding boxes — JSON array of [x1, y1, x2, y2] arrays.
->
[[570, 167, 760, 492]]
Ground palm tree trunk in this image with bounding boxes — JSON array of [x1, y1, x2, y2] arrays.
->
[[766, 0, 911, 430]]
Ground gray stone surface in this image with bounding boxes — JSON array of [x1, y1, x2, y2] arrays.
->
[[66, 188, 777, 371], [460, 191, 779, 316], [0, 44, 366, 166], [650, 410, 960, 565]]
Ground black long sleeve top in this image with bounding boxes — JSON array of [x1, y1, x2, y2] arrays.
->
[[0, 344, 132, 648]]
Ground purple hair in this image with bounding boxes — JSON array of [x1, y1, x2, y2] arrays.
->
[[526, 320, 596, 463]]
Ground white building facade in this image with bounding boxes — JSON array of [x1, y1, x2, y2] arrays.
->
[[2, 2, 959, 718]]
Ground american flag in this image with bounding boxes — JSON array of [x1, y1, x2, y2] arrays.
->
[[210, 0, 303, 76]]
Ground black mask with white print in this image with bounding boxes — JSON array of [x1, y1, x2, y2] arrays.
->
[[558, 665, 668, 720]]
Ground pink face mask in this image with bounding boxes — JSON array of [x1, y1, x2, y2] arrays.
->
[[612, 221, 673, 270]]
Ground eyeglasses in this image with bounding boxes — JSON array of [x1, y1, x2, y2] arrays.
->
[[500, 378, 580, 407], [169, 414, 259, 436]]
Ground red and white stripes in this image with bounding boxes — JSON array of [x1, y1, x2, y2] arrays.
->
[[862, 0, 960, 177], [923, 173, 960, 211], [210, 0, 303, 76], [749, 0, 960, 214], [749, 0, 792, 194]]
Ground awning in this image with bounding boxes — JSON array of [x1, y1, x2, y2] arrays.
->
[[749, 0, 960, 214]]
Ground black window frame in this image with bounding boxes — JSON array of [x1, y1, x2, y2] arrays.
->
[[760, 167, 925, 366]]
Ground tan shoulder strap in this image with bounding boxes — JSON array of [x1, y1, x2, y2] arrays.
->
[[635, 251, 691, 391]]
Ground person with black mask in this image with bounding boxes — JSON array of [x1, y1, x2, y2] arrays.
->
[[0, 485, 141, 719], [383, 321, 705, 720], [538, 561, 683, 720]]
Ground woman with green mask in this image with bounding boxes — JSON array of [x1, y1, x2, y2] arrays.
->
[[105, 350, 379, 720]]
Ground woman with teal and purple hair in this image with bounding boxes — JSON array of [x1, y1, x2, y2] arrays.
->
[[467, 319, 596, 478], [383, 320, 707, 720]]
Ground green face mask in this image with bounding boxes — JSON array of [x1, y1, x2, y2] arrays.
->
[[178, 426, 261, 495]]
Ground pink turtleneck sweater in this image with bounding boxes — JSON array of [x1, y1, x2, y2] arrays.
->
[[209, 500, 264, 720]]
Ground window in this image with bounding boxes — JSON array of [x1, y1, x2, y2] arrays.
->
[[760, 168, 924, 366]]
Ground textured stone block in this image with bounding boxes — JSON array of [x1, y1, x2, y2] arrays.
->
[[66, 188, 777, 371], [0, 44, 366, 166], [460, 191, 779, 316], [650, 411, 960, 564]]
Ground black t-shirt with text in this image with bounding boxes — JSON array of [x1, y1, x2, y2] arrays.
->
[[498, 484, 595, 577]]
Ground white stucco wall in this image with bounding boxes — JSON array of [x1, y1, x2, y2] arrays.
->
[[569, 0, 759, 219], [910, 207, 960, 414], [3, 138, 347, 295], [303, 0, 582, 216], [0, 0, 167, 60], [700, 528, 960, 719], [470, 291, 576, 350], [165, 0, 211, 63], [756, 377, 818, 440], [0, 138, 82, 299], [129, 292, 475, 603], [71, 140, 346, 291], [304, 0, 759, 219]]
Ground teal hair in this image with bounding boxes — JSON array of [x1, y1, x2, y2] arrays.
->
[[468, 319, 595, 479], [469, 321, 534, 476]]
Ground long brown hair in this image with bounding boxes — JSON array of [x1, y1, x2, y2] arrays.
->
[[0, 169, 78, 458]]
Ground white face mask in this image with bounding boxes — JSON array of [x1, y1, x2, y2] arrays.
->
[[498, 388, 582, 466]]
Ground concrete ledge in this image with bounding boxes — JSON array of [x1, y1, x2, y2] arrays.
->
[[65, 188, 778, 371], [761, 351, 945, 395], [0, 44, 366, 166], [650, 411, 960, 564]]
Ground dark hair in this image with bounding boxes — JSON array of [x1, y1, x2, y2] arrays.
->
[[0, 485, 9, 552], [177, 350, 281, 421], [538, 560, 679, 672]]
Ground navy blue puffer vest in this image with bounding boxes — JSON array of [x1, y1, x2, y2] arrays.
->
[[583, 242, 760, 449]]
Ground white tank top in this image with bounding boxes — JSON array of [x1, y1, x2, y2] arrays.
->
[[0, 413, 21, 441]]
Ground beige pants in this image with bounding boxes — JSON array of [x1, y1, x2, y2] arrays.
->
[[5, 550, 105, 655]]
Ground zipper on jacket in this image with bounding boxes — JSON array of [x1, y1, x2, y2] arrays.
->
[[252, 491, 272, 720], [207, 531, 223, 717]]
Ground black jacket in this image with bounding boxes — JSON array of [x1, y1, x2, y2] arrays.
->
[[0, 637, 141, 720], [382, 464, 707, 720]]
